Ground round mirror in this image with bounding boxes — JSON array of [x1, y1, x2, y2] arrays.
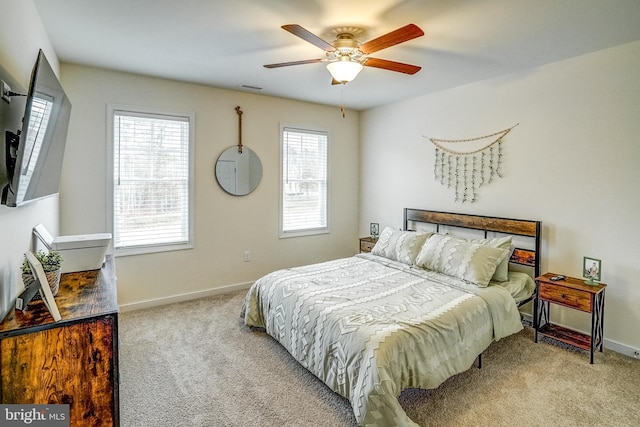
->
[[215, 146, 262, 196]]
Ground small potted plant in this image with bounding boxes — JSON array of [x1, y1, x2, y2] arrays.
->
[[22, 250, 64, 298]]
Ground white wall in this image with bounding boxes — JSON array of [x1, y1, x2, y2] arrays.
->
[[59, 64, 360, 307], [0, 1, 61, 321], [360, 41, 640, 353]]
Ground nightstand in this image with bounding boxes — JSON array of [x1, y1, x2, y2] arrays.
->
[[359, 237, 378, 253], [534, 273, 606, 363]]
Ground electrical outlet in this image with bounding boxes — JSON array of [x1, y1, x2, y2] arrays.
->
[[1, 80, 11, 103], [243, 251, 251, 262], [633, 351, 640, 359]]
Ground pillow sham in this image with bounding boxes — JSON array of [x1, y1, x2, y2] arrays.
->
[[371, 227, 432, 265], [467, 236, 513, 282], [414, 233, 509, 287]]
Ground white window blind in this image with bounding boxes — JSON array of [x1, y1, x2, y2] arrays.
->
[[281, 127, 328, 236], [113, 110, 191, 251]]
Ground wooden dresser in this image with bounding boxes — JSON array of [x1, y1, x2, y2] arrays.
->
[[0, 255, 119, 426]]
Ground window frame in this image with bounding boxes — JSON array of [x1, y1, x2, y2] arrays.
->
[[107, 103, 195, 256], [279, 124, 330, 239]]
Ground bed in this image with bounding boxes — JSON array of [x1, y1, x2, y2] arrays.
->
[[242, 209, 541, 427]]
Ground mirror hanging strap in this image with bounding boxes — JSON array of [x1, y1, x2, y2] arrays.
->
[[235, 106, 243, 153]]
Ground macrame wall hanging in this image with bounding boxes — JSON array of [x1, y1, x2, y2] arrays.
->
[[425, 124, 519, 203]]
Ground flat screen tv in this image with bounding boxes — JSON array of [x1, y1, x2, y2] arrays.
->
[[1, 49, 71, 207]]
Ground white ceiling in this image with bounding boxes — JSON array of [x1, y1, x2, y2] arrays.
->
[[33, 0, 640, 111]]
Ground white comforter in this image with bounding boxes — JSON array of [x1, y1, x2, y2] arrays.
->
[[242, 253, 523, 426]]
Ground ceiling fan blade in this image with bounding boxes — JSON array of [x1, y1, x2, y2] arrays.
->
[[331, 78, 342, 85], [364, 58, 422, 75], [358, 24, 424, 54], [282, 24, 336, 52], [264, 59, 323, 68]]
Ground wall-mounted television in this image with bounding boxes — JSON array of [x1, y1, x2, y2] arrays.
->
[[1, 49, 71, 207]]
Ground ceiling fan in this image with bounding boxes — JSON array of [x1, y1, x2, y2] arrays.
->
[[264, 24, 425, 84]]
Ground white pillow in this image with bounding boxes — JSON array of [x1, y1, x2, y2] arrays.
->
[[371, 227, 432, 265], [414, 234, 509, 287]]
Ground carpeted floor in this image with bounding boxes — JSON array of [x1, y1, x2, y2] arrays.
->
[[119, 290, 640, 427]]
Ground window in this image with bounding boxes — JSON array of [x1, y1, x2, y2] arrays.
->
[[109, 106, 193, 255], [280, 126, 328, 237]]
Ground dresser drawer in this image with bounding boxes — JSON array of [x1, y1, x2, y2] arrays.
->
[[538, 282, 592, 312]]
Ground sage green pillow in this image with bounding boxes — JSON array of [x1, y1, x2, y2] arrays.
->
[[467, 236, 513, 282], [414, 234, 509, 287], [371, 227, 432, 265]]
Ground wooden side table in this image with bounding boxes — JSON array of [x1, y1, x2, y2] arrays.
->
[[359, 237, 377, 253], [534, 273, 606, 363], [0, 256, 119, 425]]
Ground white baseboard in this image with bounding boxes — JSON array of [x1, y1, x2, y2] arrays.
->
[[520, 312, 640, 359], [119, 281, 253, 313]]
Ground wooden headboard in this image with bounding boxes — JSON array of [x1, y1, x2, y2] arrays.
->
[[403, 208, 542, 279]]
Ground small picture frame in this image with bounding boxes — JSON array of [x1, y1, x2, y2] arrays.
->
[[370, 223, 379, 239], [583, 256, 601, 284], [24, 251, 62, 321]]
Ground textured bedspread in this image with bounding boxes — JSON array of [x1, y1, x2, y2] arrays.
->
[[241, 254, 523, 427]]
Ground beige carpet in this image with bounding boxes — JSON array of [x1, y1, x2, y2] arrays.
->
[[119, 290, 640, 427]]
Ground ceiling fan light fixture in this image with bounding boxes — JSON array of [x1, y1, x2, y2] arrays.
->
[[266, 24, 424, 85], [326, 58, 363, 84]]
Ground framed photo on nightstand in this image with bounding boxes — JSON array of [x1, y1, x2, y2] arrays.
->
[[583, 256, 601, 284], [370, 223, 379, 239]]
